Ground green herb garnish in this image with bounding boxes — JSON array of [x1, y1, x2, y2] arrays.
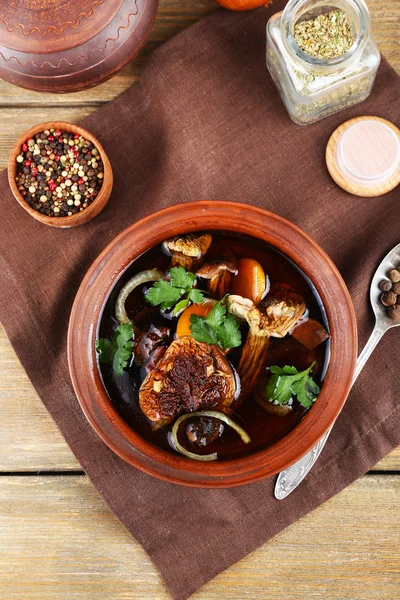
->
[[145, 266, 205, 315], [190, 298, 242, 350], [265, 362, 320, 408], [96, 323, 134, 376]]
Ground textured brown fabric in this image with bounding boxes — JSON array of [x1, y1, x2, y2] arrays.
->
[[0, 3, 399, 599]]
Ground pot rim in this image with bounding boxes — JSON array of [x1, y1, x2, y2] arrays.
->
[[67, 200, 357, 487]]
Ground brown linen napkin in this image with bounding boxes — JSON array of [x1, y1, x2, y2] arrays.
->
[[1, 2, 399, 598]]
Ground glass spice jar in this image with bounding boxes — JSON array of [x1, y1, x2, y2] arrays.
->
[[266, 0, 381, 125]]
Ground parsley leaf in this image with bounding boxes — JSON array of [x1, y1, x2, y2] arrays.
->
[[96, 323, 134, 376], [145, 280, 183, 310], [189, 298, 242, 350], [173, 298, 189, 316], [96, 338, 113, 365], [270, 365, 298, 375], [216, 313, 242, 349], [169, 266, 195, 289], [265, 362, 320, 408], [145, 267, 204, 313], [205, 301, 226, 330], [190, 314, 219, 345], [188, 288, 204, 304]]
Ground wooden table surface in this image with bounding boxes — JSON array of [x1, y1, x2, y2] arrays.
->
[[1, 2, 399, 599]]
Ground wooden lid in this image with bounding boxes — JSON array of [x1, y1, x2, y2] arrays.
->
[[0, 0, 124, 54], [326, 116, 400, 197]]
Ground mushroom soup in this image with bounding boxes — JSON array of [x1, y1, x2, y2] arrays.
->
[[96, 232, 330, 461]]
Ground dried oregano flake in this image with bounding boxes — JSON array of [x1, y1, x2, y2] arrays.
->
[[294, 10, 354, 59]]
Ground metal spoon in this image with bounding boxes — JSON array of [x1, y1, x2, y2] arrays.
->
[[275, 242, 400, 500]]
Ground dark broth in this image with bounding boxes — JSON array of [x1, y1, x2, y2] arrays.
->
[[98, 232, 329, 460]]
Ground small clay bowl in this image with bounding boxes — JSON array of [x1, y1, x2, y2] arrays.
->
[[8, 121, 113, 228], [68, 201, 358, 488]]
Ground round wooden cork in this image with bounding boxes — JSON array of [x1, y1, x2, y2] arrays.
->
[[326, 116, 400, 197]]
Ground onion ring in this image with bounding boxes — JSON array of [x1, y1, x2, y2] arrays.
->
[[171, 410, 250, 461], [115, 269, 163, 324]]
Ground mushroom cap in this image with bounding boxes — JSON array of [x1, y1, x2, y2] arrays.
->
[[139, 336, 236, 428], [196, 257, 238, 279], [163, 233, 212, 259], [227, 285, 306, 338], [134, 324, 172, 366], [226, 294, 255, 320], [186, 417, 224, 447], [258, 284, 306, 337]]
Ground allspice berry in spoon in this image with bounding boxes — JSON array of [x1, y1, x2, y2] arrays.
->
[[379, 280, 392, 292], [392, 282, 400, 295], [388, 269, 400, 282], [381, 291, 397, 307], [388, 305, 400, 320]]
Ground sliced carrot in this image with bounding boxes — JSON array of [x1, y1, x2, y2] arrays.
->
[[176, 300, 215, 337], [231, 258, 266, 305]]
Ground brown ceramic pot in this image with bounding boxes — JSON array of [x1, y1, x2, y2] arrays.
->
[[8, 121, 113, 228], [68, 201, 357, 487], [0, 0, 158, 93]]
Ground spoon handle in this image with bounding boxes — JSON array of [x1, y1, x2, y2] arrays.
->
[[353, 323, 385, 383], [274, 323, 385, 500]]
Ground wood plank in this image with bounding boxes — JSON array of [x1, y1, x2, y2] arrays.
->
[[0, 0, 397, 107], [0, 325, 79, 471], [0, 475, 399, 599], [1, 325, 398, 472], [0, 107, 96, 169]]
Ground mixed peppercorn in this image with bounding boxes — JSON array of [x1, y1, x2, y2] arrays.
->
[[15, 128, 104, 218], [379, 268, 400, 320]]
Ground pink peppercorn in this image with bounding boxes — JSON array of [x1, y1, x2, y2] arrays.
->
[[47, 135, 54, 142], [24, 159, 31, 167], [22, 143, 28, 152]]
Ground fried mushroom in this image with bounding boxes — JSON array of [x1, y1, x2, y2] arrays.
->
[[196, 253, 238, 299], [162, 233, 212, 271], [139, 336, 236, 429], [227, 284, 306, 408], [134, 324, 172, 366], [185, 417, 224, 447]]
